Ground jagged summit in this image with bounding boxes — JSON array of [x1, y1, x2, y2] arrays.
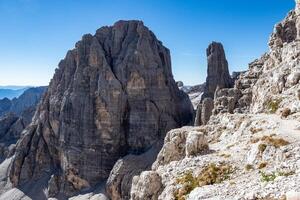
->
[[4, 20, 194, 198], [202, 41, 233, 101]]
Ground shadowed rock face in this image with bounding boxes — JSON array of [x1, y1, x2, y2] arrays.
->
[[0, 98, 12, 117], [202, 42, 233, 101], [0, 87, 47, 162], [9, 20, 193, 197]]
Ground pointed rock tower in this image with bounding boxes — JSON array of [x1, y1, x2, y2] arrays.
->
[[202, 42, 233, 100], [195, 42, 233, 126]]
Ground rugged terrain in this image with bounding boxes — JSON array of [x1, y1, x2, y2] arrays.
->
[[0, 20, 193, 199], [131, 1, 300, 200], [0, 87, 46, 162], [0, 1, 300, 200]]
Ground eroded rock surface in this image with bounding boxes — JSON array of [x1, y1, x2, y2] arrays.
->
[[0, 87, 46, 162], [195, 42, 233, 125], [202, 42, 233, 101], [7, 20, 193, 198], [131, 1, 300, 200]]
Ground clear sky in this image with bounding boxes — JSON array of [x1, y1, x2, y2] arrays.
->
[[0, 0, 295, 86]]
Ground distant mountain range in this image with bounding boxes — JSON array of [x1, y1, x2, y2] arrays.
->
[[0, 86, 32, 99]]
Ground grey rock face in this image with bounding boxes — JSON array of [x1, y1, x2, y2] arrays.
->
[[201, 98, 214, 125], [9, 20, 194, 198], [106, 142, 161, 200], [0, 98, 11, 117], [9, 87, 47, 116], [194, 98, 214, 126], [0, 87, 46, 118], [130, 171, 162, 200], [202, 42, 233, 101], [195, 42, 232, 126], [0, 87, 46, 162], [269, 11, 297, 49]]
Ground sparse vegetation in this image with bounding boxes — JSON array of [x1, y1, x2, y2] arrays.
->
[[260, 170, 295, 183], [260, 171, 277, 182], [258, 143, 267, 153], [281, 108, 291, 118], [250, 127, 263, 134], [250, 137, 260, 143], [278, 170, 295, 177], [219, 153, 231, 158], [174, 163, 234, 200], [175, 171, 198, 200], [256, 135, 289, 154], [266, 99, 282, 113], [245, 164, 254, 171], [258, 162, 267, 169], [261, 135, 290, 148]]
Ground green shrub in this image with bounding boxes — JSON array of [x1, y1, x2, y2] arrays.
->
[[260, 171, 276, 182], [266, 99, 282, 113]]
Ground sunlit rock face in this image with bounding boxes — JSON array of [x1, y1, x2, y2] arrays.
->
[[296, 0, 300, 14], [201, 42, 233, 101], [8, 20, 194, 197]]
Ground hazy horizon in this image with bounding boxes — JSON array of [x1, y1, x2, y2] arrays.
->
[[0, 0, 295, 86]]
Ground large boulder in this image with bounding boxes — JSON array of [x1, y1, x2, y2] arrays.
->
[[8, 20, 194, 198], [130, 171, 162, 200], [106, 143, 161, 200]]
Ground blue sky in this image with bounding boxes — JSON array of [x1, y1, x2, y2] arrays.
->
[[0, 0, 295, 86]]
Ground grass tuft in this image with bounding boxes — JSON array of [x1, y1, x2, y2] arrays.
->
[[174, 163, 234, 200], [266, 99, 282, 113]]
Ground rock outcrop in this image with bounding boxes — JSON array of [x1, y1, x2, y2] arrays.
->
[[9, 87, 47, 117], [0, 87, 46, 119], [0, 87, 46, 162], [179, 83, 205, 109], [194, 97, 214, 126], [0, 98, 11, 117], [195, 42, 233, 125], [201, 42, 233, 101], [106, 142, 161, 200], [7, 20, 193, 198]]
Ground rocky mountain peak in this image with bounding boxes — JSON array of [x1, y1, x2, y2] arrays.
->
[[7, 20, 193, 198], [195, 42, 233, 126]]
